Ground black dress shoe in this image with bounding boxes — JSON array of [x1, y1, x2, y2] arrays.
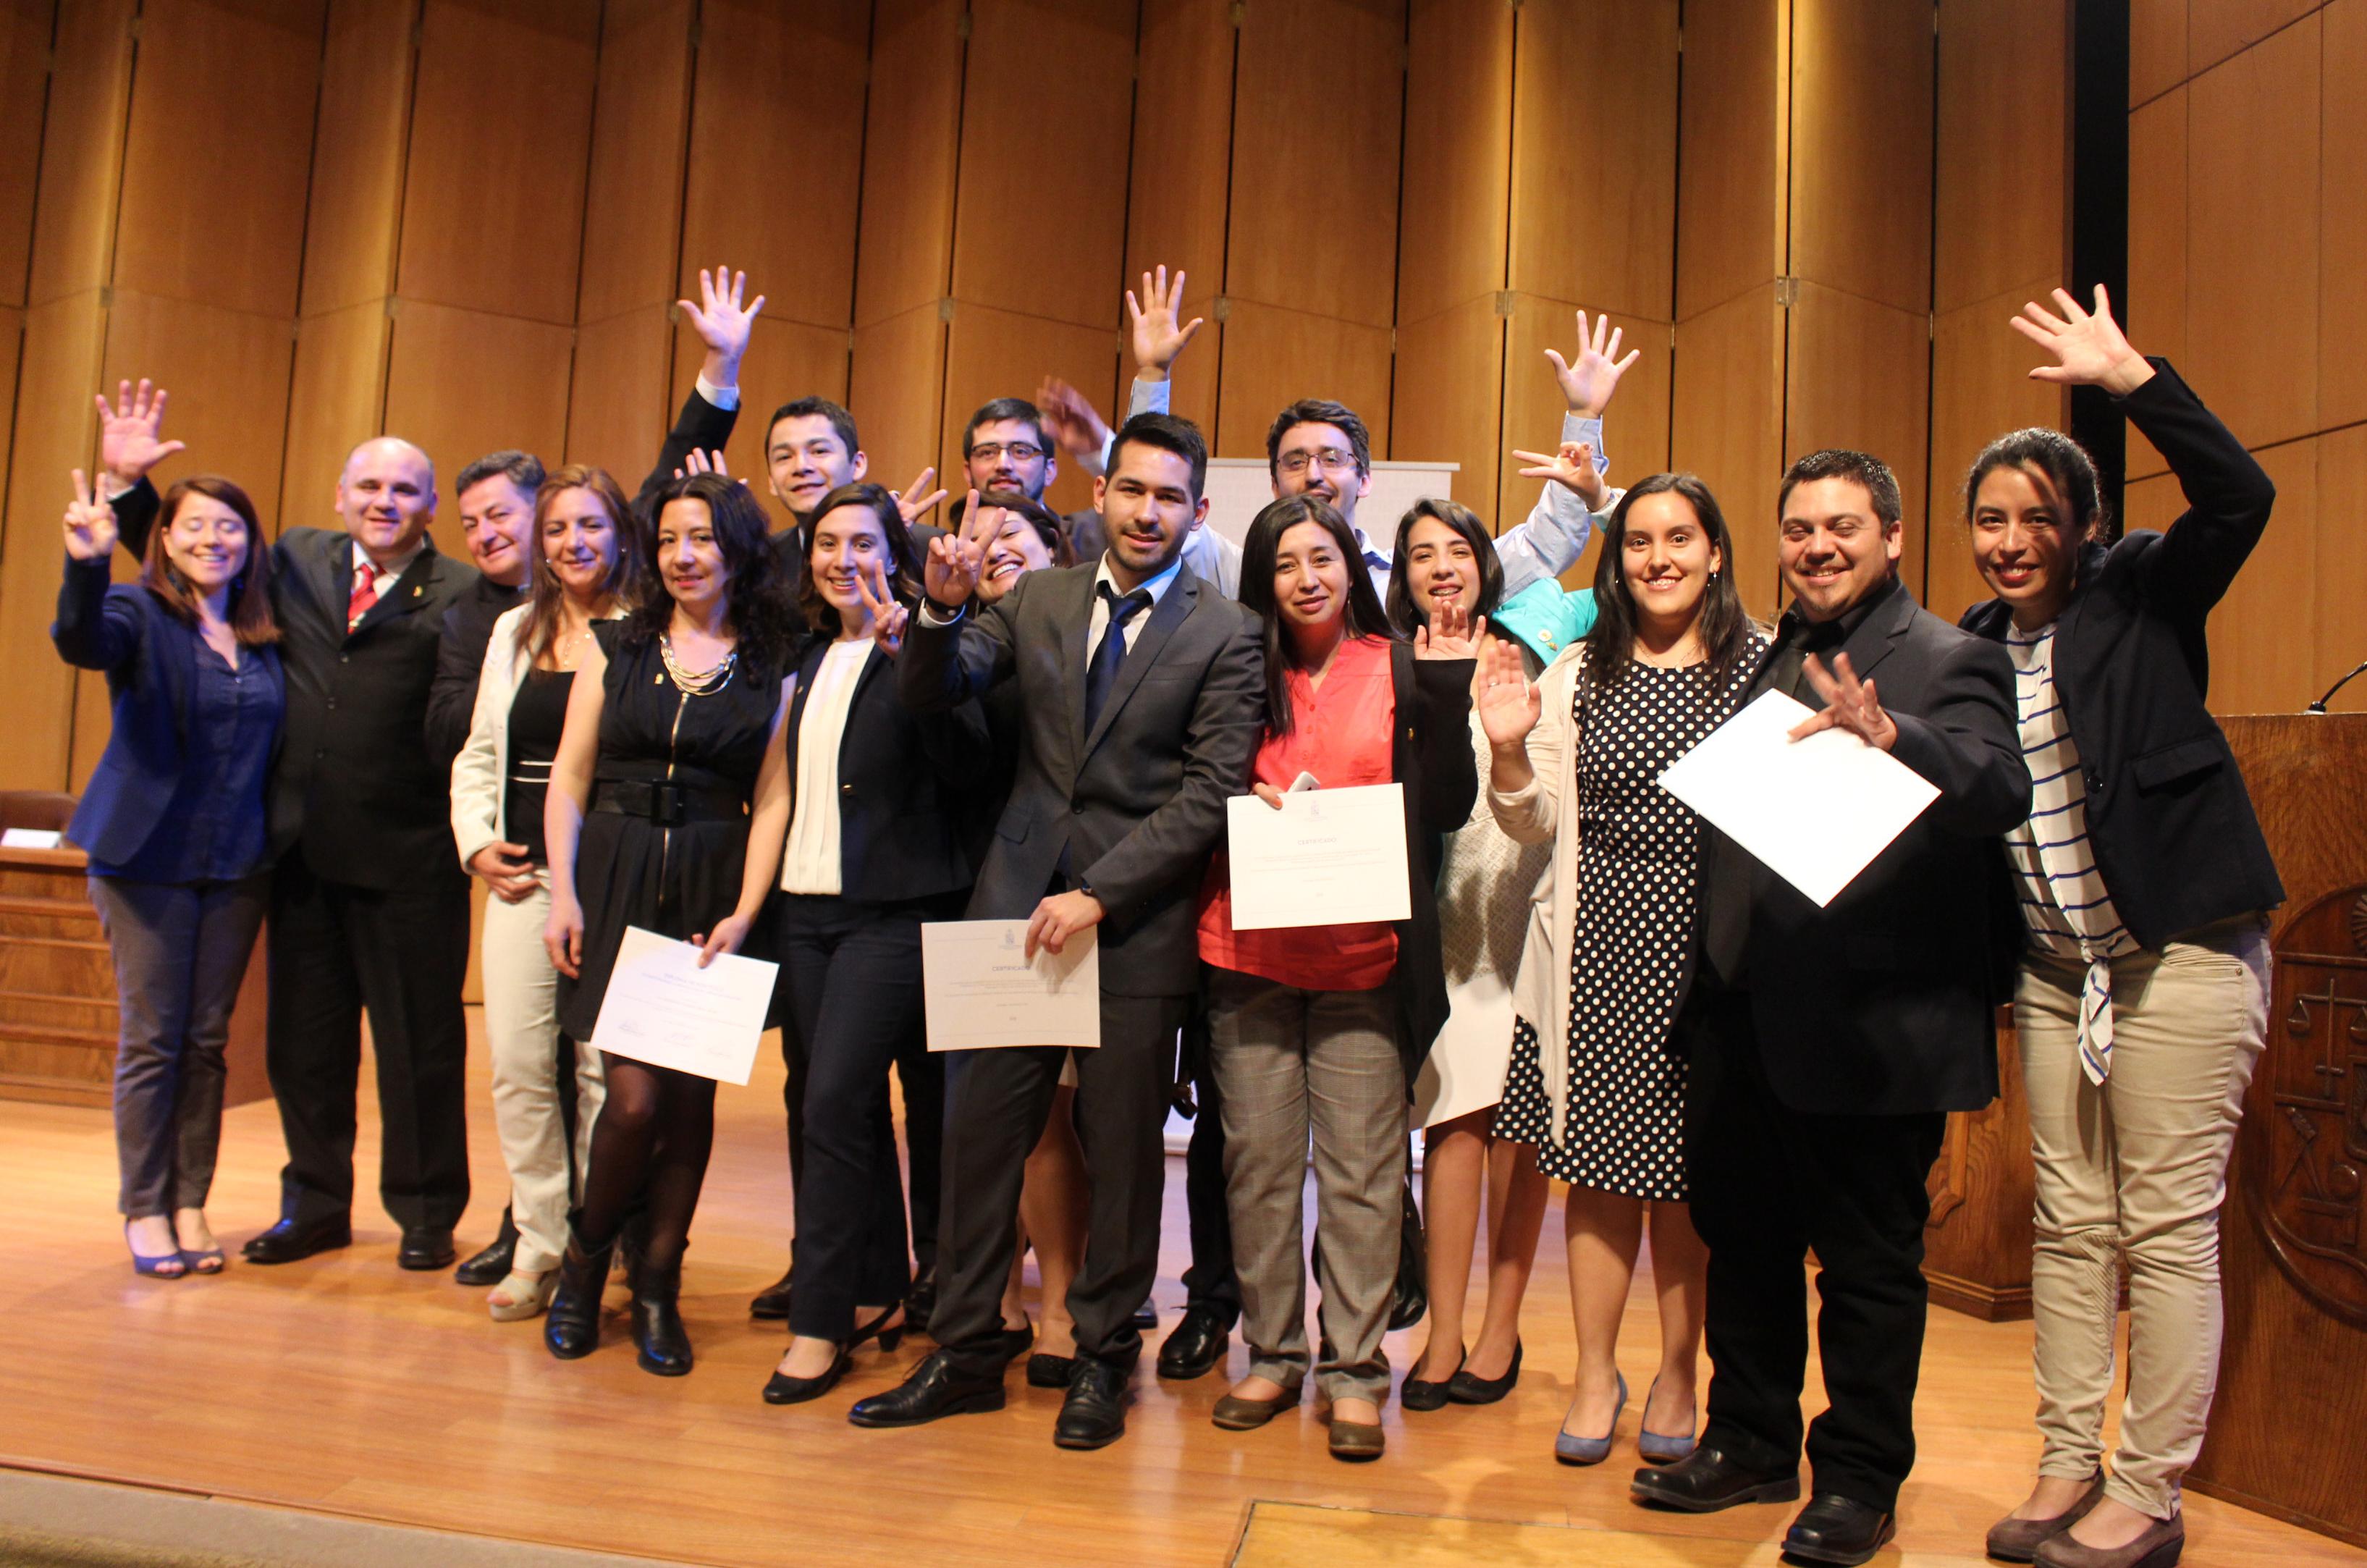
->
[[1400, 1348, 1465, 1412], [1447, 1339, 1522, 1404], [397, 1226, 456, 1271], [749, 1263, 794, 1320], [1129, 1301, 1160, 1331], [905, 1267, 937, 1335], [992, 1320, 1035, 1363], [544, 1229, 614, 1360], [1027, 1352, 1076, 1389], [1053, 1357, 1130, 1450], [630, 1261, 693, 1377], [452, 1208, 518, 1286], [1781, 1493, 1895, 1565], [240, 1217, 352, 1265], [763, 1345, 852, 1405], [848, 1349, 1007, 1428], [1629, 1443, 1802, 1512], [1155, 1307, 1229, 1381]]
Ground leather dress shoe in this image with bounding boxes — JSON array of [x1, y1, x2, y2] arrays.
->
[[848, 1349, 1007, 1428], [1781, 1493, 1895, 1565], [1629, 1443, 1802, 1512], [453, 1209, 518, 1286], [2034, 1512, 2184, 1568], [749, 1263, 794, 1320], [763, 1345, 852, 1405], [240, 1217, 351, 1265], [1155, 1307, 1229, 1381], [397, 1226, 456, 1271], [1026, 1352, 1076, 1389], [905, 1267, 938, 1335], [1399, 1348, 1464, 1413], [1053, 1357, 1131, 1449], [992, 1320, 1036, 1363], [1987, 1473, 2106, 1562], [1129, 1301, 1160, 1331]]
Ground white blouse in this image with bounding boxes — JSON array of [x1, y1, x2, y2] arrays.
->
[[780, 638, 874, 895]]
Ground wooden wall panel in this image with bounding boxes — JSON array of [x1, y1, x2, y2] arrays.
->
[[1509, 0, 1678, 321], [2125, 85, 2187, 479], [846, 300, 947, 515], [2189, 0, 2321, 77], [666, 317, 853, 468], [114, 0, 322, 319], [1786, 283, 1933, 601], [23, 0, 133, 306], [573, 0, 691, 328], [1935, 0, 2067, 314], [565, 305, 670, 484], [2203, 437, 2316, 715], [853, 0, 963, 328], [396, 0, 597, 325], [297, 0, 415, 316], [1927, 282, 2068, 621], [1396, 0, 1511, 328], [98, 291, 297, 533], [280, 299, 391, 534], [940, 304, 1119, 519], [1495, 298, 1674, 574], [950, 0, 1134, 330], [1214, 302, 1392, 471], [2321, 0, 2367, 431], [1671, 283, 1785, 617], [381, 299, 573, 504], [2184, 12, 2319, 449], [1227, 0, 1405, 330], [1674, 0, 1786, 321], [2313, 423, 2367, 713], [1391, 293, 1504, 517], [2130, 0, 2187, 104], [679, 0, 868, 334], [0, 0, 55, 307], [1121, 0, 1232, 434], [1790, 0, 1933, 316]]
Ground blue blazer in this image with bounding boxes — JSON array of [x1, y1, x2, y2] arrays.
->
[[50, 557, 285, 869]]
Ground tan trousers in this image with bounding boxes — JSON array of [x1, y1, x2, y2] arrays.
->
[[2017, 914, 2269, 1519], [481, 877, 605, 1274]]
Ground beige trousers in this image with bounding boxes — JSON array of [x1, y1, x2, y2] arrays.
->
[[2017, 914, 2269, 1519], [481, 877, 605, 1274]]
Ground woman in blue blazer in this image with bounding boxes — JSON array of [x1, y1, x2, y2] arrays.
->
[[51, 466, 284, 1278]]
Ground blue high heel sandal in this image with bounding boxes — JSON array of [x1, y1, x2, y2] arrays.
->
[[1554, 1370, 1626, 1465], [126, 1221, 187, 1279], [1637, 1375, 1698, 1464]]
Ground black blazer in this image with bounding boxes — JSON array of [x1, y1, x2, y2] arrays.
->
[[1957, 359, 2282, 949], [898, 561, 1265, 998], [1726, 578, 2031, 1116], [50, 560, 285, 868], [115, 485, 478, 890], [784, 631, 991, 903], [1374, 644, 1478, 1076]]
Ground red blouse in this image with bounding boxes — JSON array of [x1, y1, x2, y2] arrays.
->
[[1197, 634, 1398, 991]]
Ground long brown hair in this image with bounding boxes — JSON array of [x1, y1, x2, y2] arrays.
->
[[796, 483, 923, 636], [512, 465, 646, 662], [1239, 494, 1396, 735], [1580, 473, 1752, 696], [140, 476, 279, 646]]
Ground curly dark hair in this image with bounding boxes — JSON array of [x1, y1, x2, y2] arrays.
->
[[627, 472, 798, 675]]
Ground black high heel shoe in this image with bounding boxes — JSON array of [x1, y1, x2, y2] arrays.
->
[[762, 1340, 853, 1404], [1401, 1346, 1466, 1412], [1447, 1339, 1522, 1404], [630, 1260, 693, 1377], [544, 1228, 614, 1360], [848, 1302, 906, 1355]]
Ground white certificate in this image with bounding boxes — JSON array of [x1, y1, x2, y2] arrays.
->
[[588, 924, 779, 1086], [1225, 783, 1412, 932], [1658, 688, 1941, 909], [921, 921, 1101, 1051]]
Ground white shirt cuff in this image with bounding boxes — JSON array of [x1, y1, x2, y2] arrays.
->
[[696, 374, 740, 411]]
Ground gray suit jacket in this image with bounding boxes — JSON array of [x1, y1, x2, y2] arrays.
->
[[898, 561, 1264, 998]]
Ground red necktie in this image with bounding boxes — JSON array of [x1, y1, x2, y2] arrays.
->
[[347, 568, 380, 630]]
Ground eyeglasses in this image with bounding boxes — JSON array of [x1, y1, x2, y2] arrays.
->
[[969, 442, 1045, 465], [1277, 449, 1360, 477]]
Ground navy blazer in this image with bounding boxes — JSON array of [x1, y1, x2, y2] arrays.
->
[[51, 559, 285, 869], [1958, 360, 2282, 948]]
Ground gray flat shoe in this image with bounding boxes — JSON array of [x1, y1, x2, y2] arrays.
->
[[1986, 1472, 2106, 1562]]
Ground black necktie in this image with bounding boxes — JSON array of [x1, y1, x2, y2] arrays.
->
[[1085, 583, 1152, 733]]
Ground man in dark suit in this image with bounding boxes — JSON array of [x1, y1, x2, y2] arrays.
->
[[851, 412, 1262, 1450], [1630, 450, 2028, 1565]]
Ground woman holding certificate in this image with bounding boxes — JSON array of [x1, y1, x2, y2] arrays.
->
[[1963, 290, 2278, 1568], [1195, 494, 1478, 1462], [1477, 473, 1765, 1467], [541, 472, 796, 1376], [762, 484, 991, 1406], [449, 466, 645, 1322]]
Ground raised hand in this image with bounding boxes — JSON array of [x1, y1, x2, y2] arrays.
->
[[1415, 602, 1487, 661], [1545, 310, 1640, 418], [678, 264, 765, 382], [1788, 652, 1899, 751], [2012, 283, 2153, 396], [1035, 376, 1114, 465], [63, 469, 118, 562], [674, 447, 738, 481], [1474, 636, 1542, 749], [96, 379, 187, 488], [895, 466, 949, 526], [923, 488, 995, 606], [1514, 441, 1607, 510], [1126, 265, 1204, 381], [854, 557, 909, 654]]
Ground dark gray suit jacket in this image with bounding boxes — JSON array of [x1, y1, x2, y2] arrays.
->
[[898, 560, 1264, 998]]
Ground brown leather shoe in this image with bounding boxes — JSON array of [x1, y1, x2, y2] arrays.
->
[[1211, 1383, 1301, 1430], [1986, 1473, 2106, 1562], [2034, 1511, 2183, 1568], [1328, 1419, 1385, 1462]]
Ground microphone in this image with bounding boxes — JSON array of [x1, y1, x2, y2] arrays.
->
[[2307, 659, 2367, 715]]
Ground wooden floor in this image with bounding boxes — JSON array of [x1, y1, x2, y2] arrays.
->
[[2, 1014, 2358, 1568]]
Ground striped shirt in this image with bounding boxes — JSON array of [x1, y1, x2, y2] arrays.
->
[[2004, 622, 2137, 1082]]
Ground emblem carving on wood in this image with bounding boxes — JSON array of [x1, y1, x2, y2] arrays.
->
[[2246, 888, 2367, 1328]]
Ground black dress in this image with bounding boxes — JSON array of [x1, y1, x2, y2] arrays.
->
[[555, 623, 782, 1044]]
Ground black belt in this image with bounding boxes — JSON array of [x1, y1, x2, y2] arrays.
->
[[592, 779, 748, 827]]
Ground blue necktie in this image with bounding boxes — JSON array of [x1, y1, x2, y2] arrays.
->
[[1085, 583, 1152, 733]]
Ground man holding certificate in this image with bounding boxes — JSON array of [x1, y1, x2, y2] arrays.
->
[[854, 412, 1262, 1451], [1629, 450, 2028, 1567]]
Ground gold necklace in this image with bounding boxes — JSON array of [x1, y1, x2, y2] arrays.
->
[[659, 632, 737, 696]]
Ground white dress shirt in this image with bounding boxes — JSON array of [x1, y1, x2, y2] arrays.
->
[[349, 539, 426, 627], [780, 637, 875, 895]]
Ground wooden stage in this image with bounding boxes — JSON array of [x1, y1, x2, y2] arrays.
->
[[2, 1015, 2359, 1568]]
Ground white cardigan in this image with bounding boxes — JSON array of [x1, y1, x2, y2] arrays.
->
[[1485, 642, 1590, 1144], [450, 602, 621, 872]]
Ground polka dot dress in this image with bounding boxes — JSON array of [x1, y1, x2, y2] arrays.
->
[[1492, 641, 1765, 1201]]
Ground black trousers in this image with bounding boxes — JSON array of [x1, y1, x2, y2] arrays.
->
[[1684, 986, 1947, 1514], [932, 992, 1189, 1375], [782, 966, 940, 1278], [1178, 993, 1240, 1324], [265, 851, 472, 1231]]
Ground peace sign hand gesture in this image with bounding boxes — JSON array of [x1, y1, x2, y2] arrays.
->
[[895, 467, 950, 527], [2012, 284, 2154, 397], [1545, 310, 1641, 418], [923, 488, 995, 607], [96, 379, 187, 489], [1414, 601, 1487, 661], [1126, 265, 1204, 380], [1513, 441, 1606, 510], [1787, 652, 1899, 751], [63, 468, 118, 562], [855, 557, 909, 654]]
